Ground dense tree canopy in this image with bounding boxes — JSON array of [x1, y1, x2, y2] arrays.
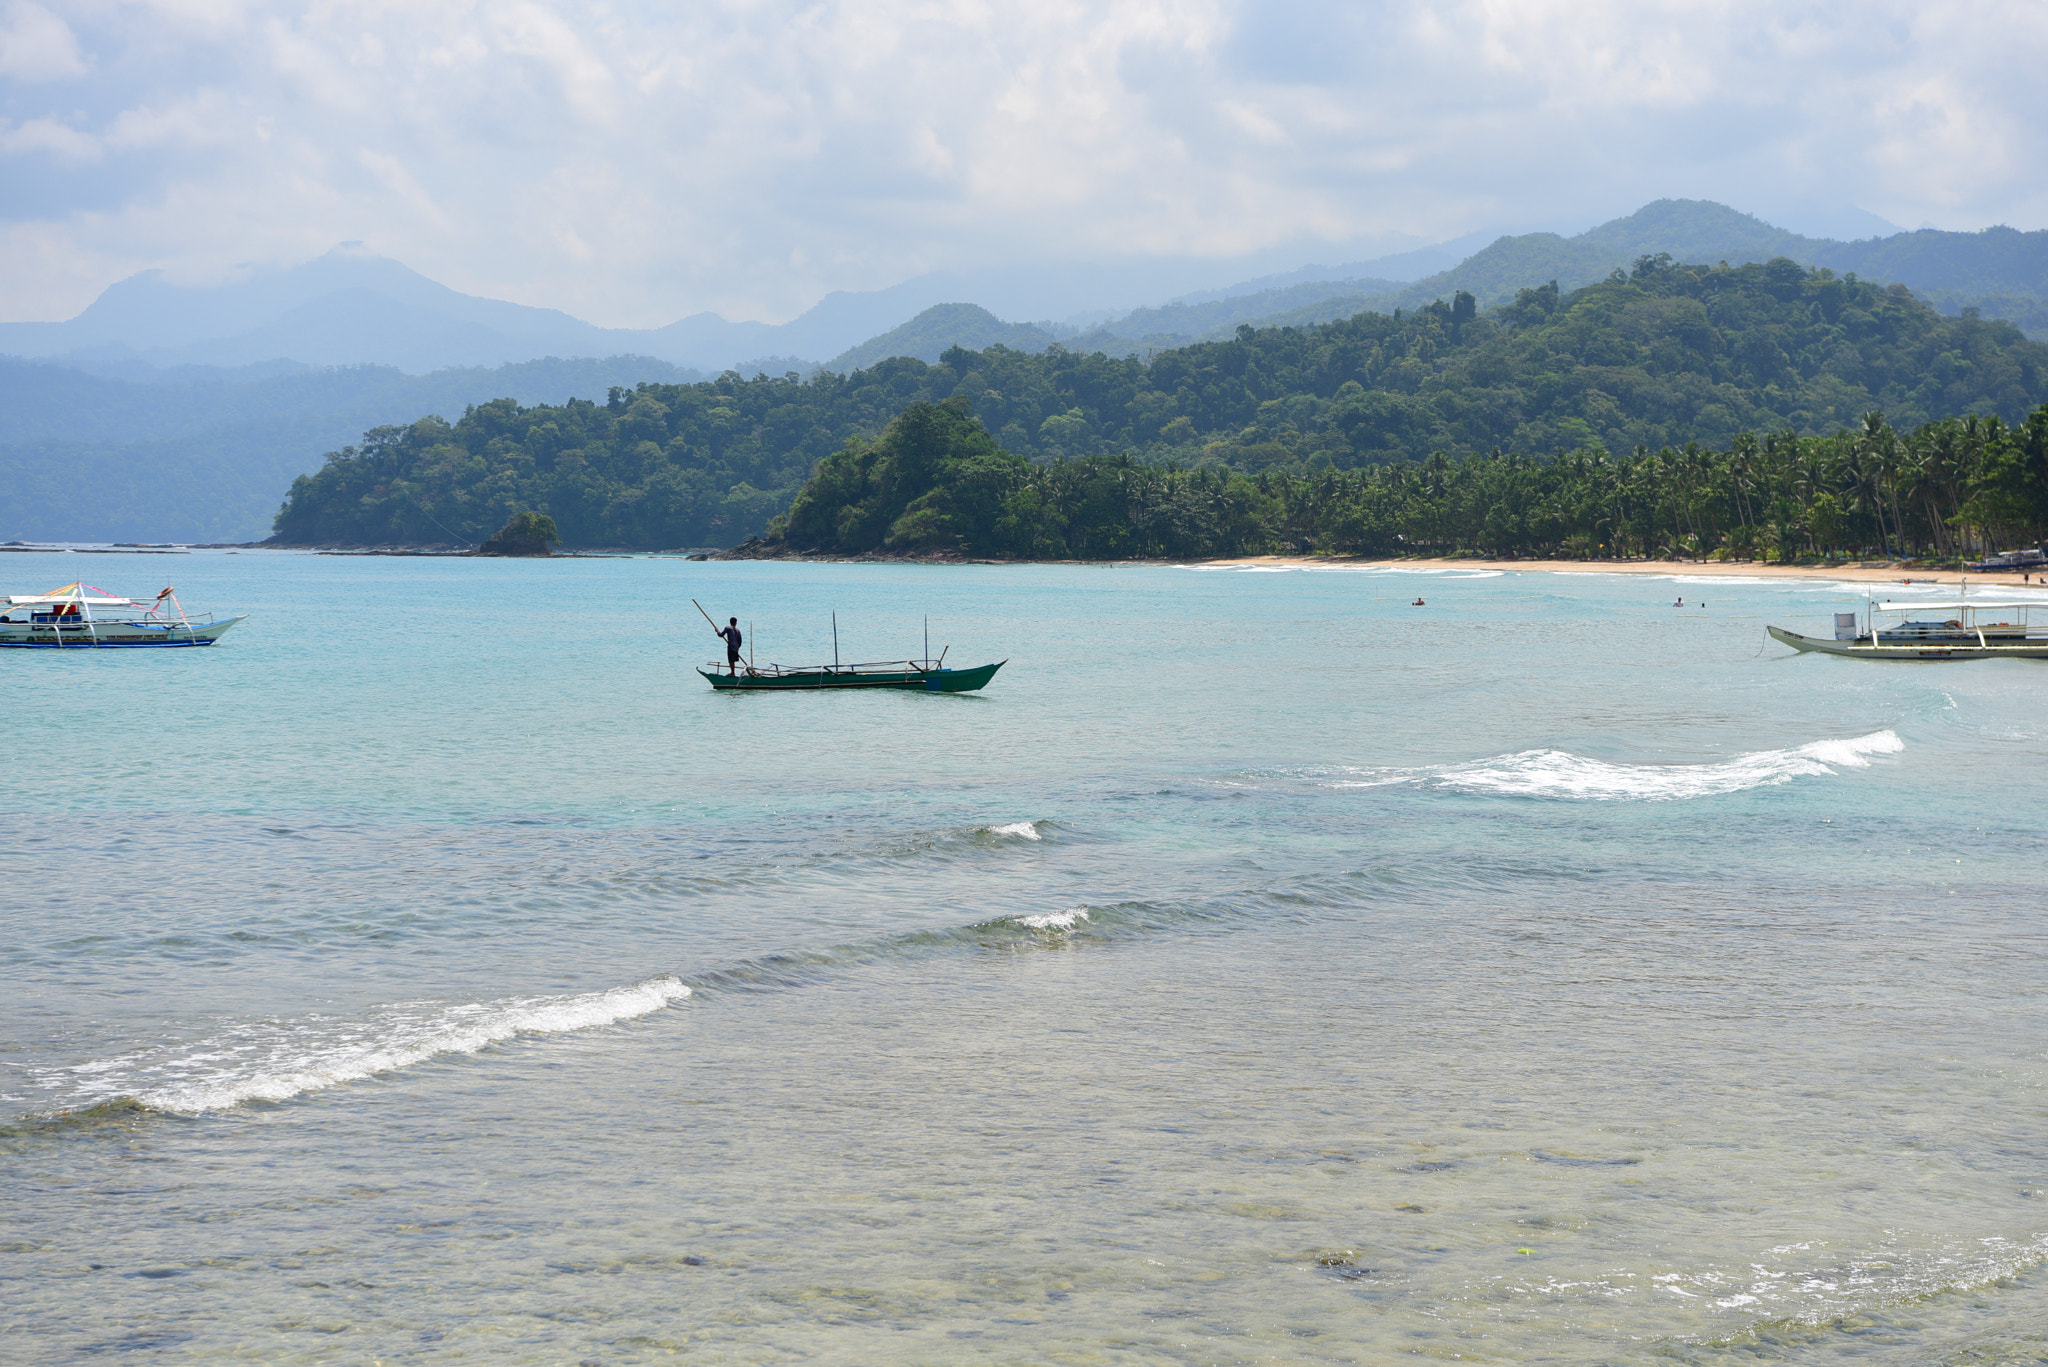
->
[[773, 402, 2048, 563], [272, 257, 2048, 549]]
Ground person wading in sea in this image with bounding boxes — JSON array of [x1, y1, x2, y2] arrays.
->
[[717, 617, 744, 675]]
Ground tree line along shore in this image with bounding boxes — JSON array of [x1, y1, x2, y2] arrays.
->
[[269, 256, 2048, 561]]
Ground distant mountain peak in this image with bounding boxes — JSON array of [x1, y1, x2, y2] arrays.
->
[[824, 302, 1061, 372]]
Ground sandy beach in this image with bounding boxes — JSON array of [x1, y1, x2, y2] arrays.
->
[[1202, 555, 2046, 588]]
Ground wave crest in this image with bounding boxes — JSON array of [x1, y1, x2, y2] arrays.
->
[[1319, 729, 1903, 801], [45, 975, 688, 1117], [1013, 907, 1089, 930]]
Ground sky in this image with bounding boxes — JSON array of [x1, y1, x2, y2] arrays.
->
[[0, 0, 2043, 328]]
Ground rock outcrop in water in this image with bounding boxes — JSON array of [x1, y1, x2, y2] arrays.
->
[[475, 511, 559, 557]]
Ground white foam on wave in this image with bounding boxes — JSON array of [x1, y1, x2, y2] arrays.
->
[[50, 975, 689, 1116], [986, 820, 1042, 840], [1014, 907, 1089, 930], [1651, 1231, 2048, 1327], [1316, 730, 1903, 802], [1644, 574, 1784, 587]]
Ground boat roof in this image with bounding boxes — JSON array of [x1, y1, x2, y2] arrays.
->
[[1871, 601, 2038, 613], [5, 582, 136, 607]]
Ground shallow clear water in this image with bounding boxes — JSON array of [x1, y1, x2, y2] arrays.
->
[[6, 550, 2048, 1364]]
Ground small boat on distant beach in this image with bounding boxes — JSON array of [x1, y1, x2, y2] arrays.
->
[[1769, 592, 2048, 660], [1966, 547, 2046, 574], [0, 583, 245, 648]]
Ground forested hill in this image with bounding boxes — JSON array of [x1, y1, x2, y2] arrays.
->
[[271, 256, 2048, 549]]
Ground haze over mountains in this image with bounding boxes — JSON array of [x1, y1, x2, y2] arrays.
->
[[839, 202, 2048, 367], [0, 239, 1465, 378], [8, 201, 2045, 382], [6, 199, 2048, 545]]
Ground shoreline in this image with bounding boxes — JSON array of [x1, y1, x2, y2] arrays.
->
[[8, 540, 2042, 589], [1198, 555, 2046, 588]]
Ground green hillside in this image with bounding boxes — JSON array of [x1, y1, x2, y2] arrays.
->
[[1168, 202, 1825, 341], [825, 303, 1060, 372], [1214, 202, 2048, 342], [1575, 199, 1810, 264], [1823, 226, 2048, 296], [270, 256, 2048, 549], [1073, 276, 1406, 349]]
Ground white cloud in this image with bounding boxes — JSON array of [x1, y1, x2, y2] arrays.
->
[[0, 1, 88, 79], [355, 146, 456, 232], [1, 112, 98, 156], [0, 0, 2042, 324], [103, 89, 240, 149]]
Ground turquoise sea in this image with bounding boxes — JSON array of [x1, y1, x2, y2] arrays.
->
[[6, 548, 2048, 1365]]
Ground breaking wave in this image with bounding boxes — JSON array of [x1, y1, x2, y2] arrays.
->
[[679, 899, 1213, 997], [24, 894, 1235, 1124], [1661, 1231, 2048, 1336], [40, 975, 688, 1118], [1012, 907, 1089, 930], [983, 820, 1044, 840], [1313, 729, 1903, 801]]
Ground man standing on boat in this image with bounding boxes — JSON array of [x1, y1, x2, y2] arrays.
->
[[718, 617, 744, 675]]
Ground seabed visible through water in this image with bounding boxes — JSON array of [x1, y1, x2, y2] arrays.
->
[[6, 548, 2048, 1364]]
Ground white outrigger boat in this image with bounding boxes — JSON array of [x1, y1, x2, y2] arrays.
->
[[1769, 589, 2048, 661], [0, 582, 246, 648]]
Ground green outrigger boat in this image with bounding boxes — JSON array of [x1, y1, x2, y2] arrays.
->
[[693, 601, 1004, 692], [697, 659, 1005, 692]]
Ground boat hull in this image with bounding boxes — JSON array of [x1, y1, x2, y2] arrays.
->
[[0, 615, 245, 648], [699, 660, 1005, 692], [1768, 625, 2048, 661]]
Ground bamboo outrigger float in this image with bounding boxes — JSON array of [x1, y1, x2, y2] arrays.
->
[[0, 583, 245, 648], [1769, 586, 2048, 661], [692, 599, 1004, 692]]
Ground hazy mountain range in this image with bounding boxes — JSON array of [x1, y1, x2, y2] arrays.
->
[[829, 201, 2048, 368], [6, 200, 2041, 381], [0, 356, 705, 545], [4, 199, 2047, 544], [0, 240, 1468, 377]]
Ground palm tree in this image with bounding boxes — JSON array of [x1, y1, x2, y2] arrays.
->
[[1850, 413, 1893, 555], [1728, 432, 1759, 530]]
